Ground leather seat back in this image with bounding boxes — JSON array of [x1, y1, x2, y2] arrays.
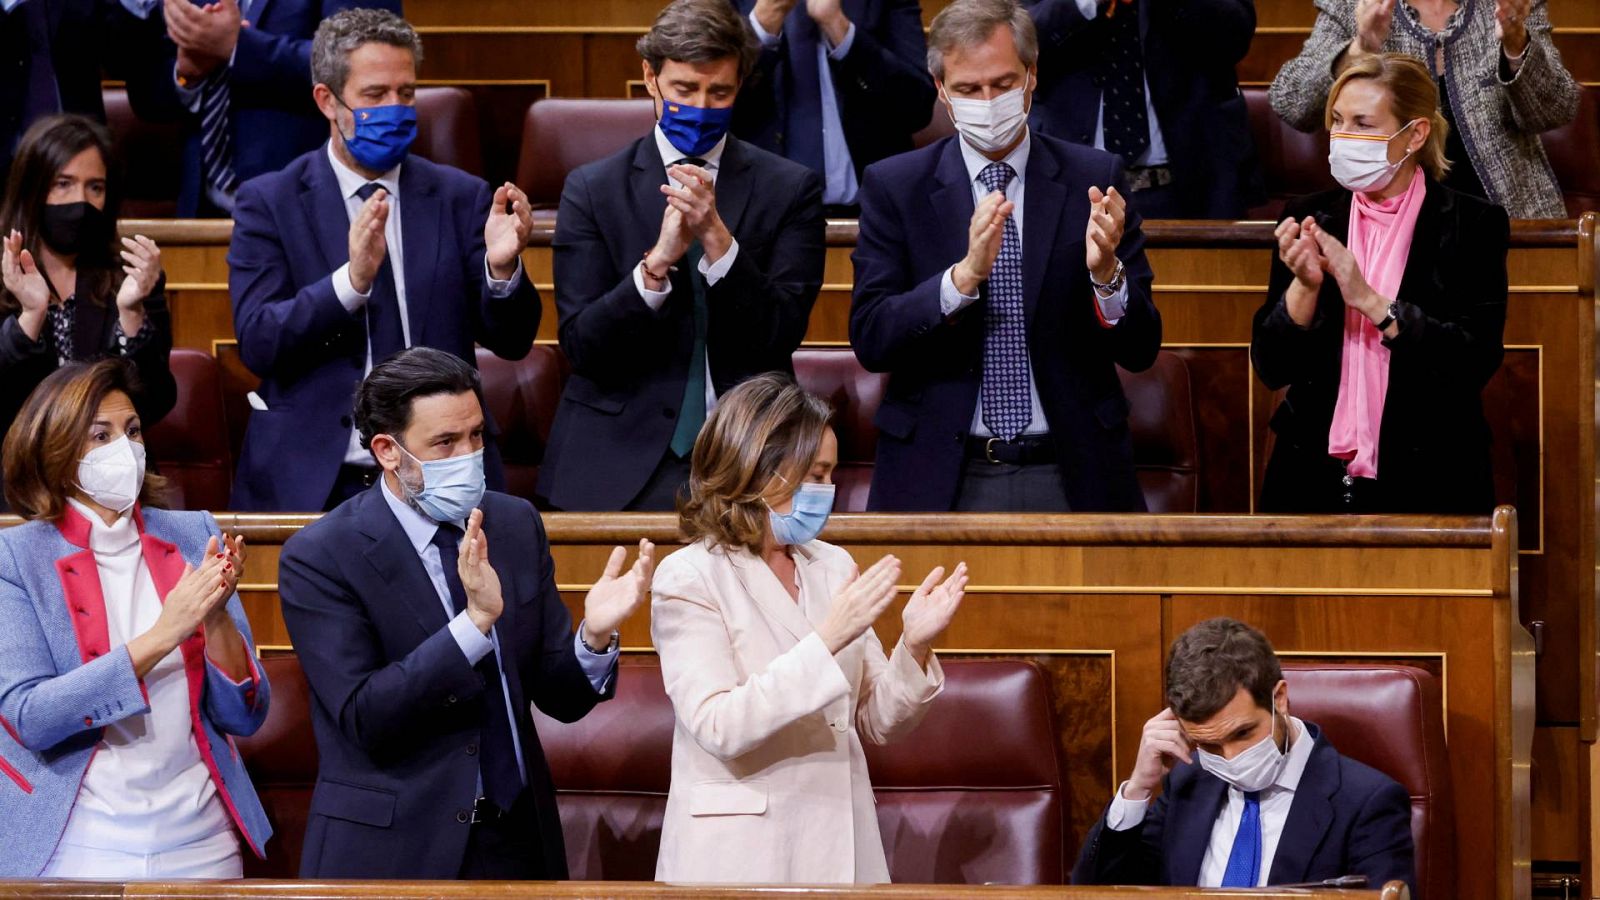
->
[[236, 654, 319, 878], [101, 88, 183, 218], [516, 99, 657, 207], [1243, 87, 1337, 221], [414, 87, 484, 177], [476, 345, 569, 505], [147, 348, 233, 511], [793, 348, 889, 512], [1118, 351, 1199, 512], [1541, 84, 1600, 217]]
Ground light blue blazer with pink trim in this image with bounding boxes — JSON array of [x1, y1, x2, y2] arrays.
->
[[0, 504, 273, 876]]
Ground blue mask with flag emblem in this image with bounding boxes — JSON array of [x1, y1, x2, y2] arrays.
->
[[337, 99, 418, 172], [657, 99, 733, 157]]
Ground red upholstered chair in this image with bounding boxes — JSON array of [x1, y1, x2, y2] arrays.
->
[[1117, 351, 1199, 512], [792, 348, 889, 512], [102, 88, 183, 218], [1243, 87, 1337, 221], [145, 348, 234, 512], [236, 654, 319, 879], [413, 87, 484, 177], [1541, 84, 1600, 218], [516, 99, 657, 208], [1282, 663, 1455, 900], [475, 345, 569, 505]]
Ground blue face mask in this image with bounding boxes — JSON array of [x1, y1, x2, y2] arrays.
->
[[336, 99, 417, 172], [768, 482, 835, 546], [396, 443, 486, 523], [657, 97, 733, 158]]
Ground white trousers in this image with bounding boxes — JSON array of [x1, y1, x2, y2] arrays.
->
[[40, 827, 242, 879]]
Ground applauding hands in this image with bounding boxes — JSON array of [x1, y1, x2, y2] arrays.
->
[[818, 555, 968, 667]]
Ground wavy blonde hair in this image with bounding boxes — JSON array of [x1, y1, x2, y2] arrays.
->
[[678, 373, 834, 555], [1327, 52, 1452, 182]]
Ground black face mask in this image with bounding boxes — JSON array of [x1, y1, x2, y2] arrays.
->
[[39, 201, 109, 256]]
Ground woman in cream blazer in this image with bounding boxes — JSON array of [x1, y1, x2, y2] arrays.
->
[[650, 374, 967, 884]]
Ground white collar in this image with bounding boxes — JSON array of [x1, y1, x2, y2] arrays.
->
[[326, 141, 401, 201], [379, 474, 461, 556], [652, 124, 727, 170], [68, 498, 140, 555], [956, 128, 1032, 189]]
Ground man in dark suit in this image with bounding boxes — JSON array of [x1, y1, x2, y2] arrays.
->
[[153, 0, 402, 216], [228, 9, 539, 512], [850, 0, 1158, 513], [1022, 0, 1261, 219], [731, 0, 935, 214], [279, 347, 656, 879], [538, 0, 825, 512], [1073, 617, 1416, 893]]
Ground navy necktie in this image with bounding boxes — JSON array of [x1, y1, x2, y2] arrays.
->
[[354, 182, 406, 364], [1097, 0, 1151, 162], [976, 162, 1032, 441], [1220, 790, 1263, 887], [782, 7, 826, 176], [429, 524, 523, 810]]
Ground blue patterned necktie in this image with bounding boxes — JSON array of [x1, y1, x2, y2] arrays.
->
[[976, 162, 1032, 442], [1097, 0, 1150, 162], [1220, 790, 1263, 887], [197, 68, 239, 208]]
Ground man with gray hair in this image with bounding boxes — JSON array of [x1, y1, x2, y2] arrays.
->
[[536, 0, 825, 512], [226, 8, 541, 512], [850, 0, 1159, 513]]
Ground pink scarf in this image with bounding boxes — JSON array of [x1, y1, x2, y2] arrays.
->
[[1327, 172, 1426, 478]]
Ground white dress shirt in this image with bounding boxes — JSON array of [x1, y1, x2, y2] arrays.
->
[[1105, 715, 1317, 887], [631, 126, 742, 416], [749, 12, 861, 205], [1074, 0, 1169, 167], [54, 501, 235, 857], [325, 144, 524, 465], [939, 131, 1130, 438]]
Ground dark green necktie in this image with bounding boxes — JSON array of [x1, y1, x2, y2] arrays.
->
[[668, 241, 708, 458]]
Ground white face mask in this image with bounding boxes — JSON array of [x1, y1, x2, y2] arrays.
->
[[1195, 706, 1291, 794], [1328, 120, 1419, 193], [943, 83, 1031, 154], [77, 435, 146, 514]]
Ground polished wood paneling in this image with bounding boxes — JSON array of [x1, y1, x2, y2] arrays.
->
[[1534, 726, 1585, 862]]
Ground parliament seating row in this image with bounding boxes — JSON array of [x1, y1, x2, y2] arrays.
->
[[103, 84, 1600, 219], [144, 346, 1199, 513], [235, 652, 1452, 896]]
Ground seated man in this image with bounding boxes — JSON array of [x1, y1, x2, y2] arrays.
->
[[279, 347, 656, 878], [1073, 617, 1416, 893], [538, 0, 825, 512], [227, 9, 539, 512]]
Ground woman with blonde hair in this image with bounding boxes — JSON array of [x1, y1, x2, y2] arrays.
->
[[1253, 52, 1507, 514], [651, 372, 967, 883]]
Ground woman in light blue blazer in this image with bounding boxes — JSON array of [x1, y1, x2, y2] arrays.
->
[[0, 360, 272, 878]]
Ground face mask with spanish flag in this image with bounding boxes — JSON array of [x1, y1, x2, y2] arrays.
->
[[1327, 119, 1419, 193], [657, 98, 734, 157]]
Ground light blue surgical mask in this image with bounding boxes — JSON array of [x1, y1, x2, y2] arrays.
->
[[396, 442, 485, 523], [768, 482, 835, 546]]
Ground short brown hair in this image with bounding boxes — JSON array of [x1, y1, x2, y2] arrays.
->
[[311, 8, 423, 99], [3, 360, 168, 520], [636, 0, 760, 82], [1165, 618, 1284, 722], [678, 374, 833, 554], [927, 0, 1038, 82], [1327, 52, 1451, 182]]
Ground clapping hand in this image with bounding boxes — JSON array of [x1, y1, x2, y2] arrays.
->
[[1086, 186, 1126, 284], [1305, 219, 1386, 323], [582, 539, 656, 649], [1275, 216, 1326, 292], [2, 230, 50, 333], [116, 235, 162, 313], [818, 555, 901, 655], [1495, 0, 1531, 57], [485, 182, 535, 281], [951, 192, 1013, 296], [164, 0, 242, 68], [347, 187, 389, 295], [901, 562, 968, 667], [1352, 0, 1396, 54], [459, 509, 504, 634]]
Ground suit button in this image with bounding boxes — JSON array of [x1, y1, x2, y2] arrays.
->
[[84, 716, 94, 726], [466, 743, 478, 756], [456, 810, 470, 824], [662, 407, 675, 420], [446, 694, 458, 705], [831, 720, 848, 733], [340, 415, 352, 428], [954, 432, 963, 443]]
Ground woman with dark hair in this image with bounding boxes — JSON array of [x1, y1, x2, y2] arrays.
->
[[650, 373, 967, 883], [0, 114, 175, 492], [0, 360, 271, 878]]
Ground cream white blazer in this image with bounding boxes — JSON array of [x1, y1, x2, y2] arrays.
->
[[649, 538, 944, 884]]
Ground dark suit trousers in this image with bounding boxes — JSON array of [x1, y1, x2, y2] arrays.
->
[[625, 452, 692, 512], [458, 790, 550, 880], [952, 459, 1073, 512]]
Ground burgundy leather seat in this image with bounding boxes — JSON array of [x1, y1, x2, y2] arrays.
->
[[476, 345, 569, 505], [414, 86, 485, 178], [1118, 351, 1199, 512], [236, 654, 318, 878], [516, 99, 657, 208], [1282, 663, 1455, 900], [101, 88, 183, 219], [1541, 84, 1600, 218], [793, 348, 889, 512], [146, 348, 234, 512], [1243, 87, 1337, 221]]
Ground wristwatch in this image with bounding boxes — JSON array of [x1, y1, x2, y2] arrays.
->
[[1091, 259, 1126, 297], [1374, 300, 1400, 332], [581, 630, 620, 654]]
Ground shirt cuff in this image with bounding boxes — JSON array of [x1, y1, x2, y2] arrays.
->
[[332, 263, 370, 313], [1075, 0, 1100, 17], [448, 611, 495, 666], [485, 256, 524, 297], [573, 621, 619, 694], [940, 266, 980, 318], [1105, 780, 1150, 831], [633, 261, 672, 311], [173, 64, 208, 111], [119, 0, 158, 18], [827, 22, 857, 59], [1094, 282, 1129, 326], [749, 10, 781, 47], [698, 238, 739, 286], [0, 0, 24, 13]]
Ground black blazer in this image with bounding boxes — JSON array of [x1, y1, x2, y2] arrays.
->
[[278, 487, 611, 878], [731, 0, 935, 185], [850, 134, 1161, 512], [1023, 0, 1263, 218], [1072, 723, 1417, 895], [1251, 182, 1508, 514], [538, 135, 825, 511]]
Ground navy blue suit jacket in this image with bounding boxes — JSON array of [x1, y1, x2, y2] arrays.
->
[[278, 486, 611, 878], [1072, 723, 1417, 895], [849, 134, 1160, 512], [730, 0, 935, 184], [537, 135, 824, 511], [1023, 0, 1262, 218], [227, 147, 539, 511]]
